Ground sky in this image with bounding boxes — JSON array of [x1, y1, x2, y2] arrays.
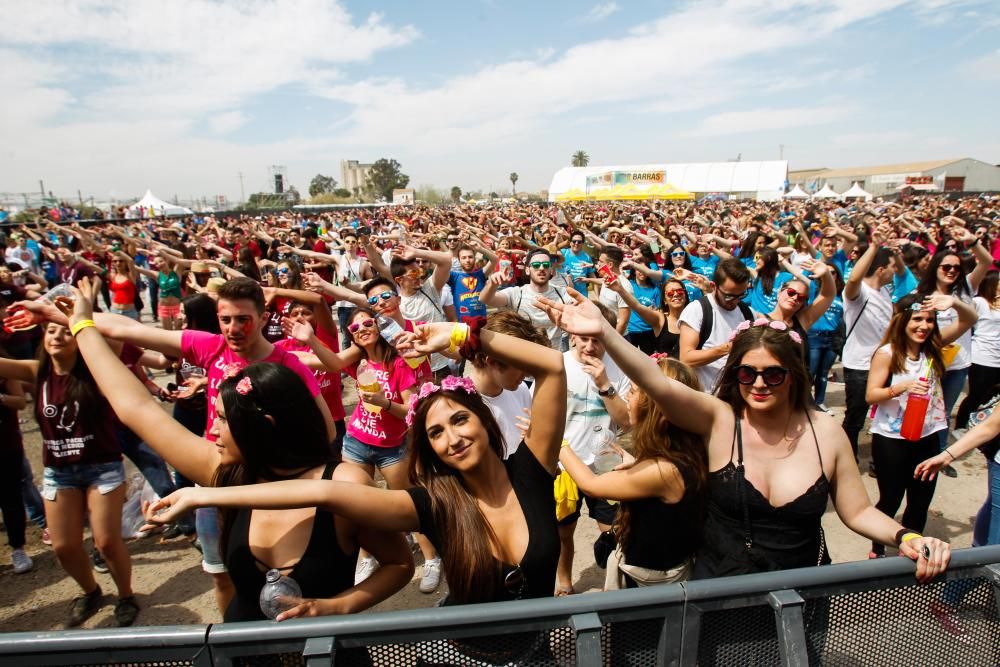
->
[[1, 0, 998, 204]]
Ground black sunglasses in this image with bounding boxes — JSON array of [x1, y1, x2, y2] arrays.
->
[[503, 565, 526, 600], [717, 288, 748, 302], [939, 263, 961, 274], [734, 365, 789, 387]]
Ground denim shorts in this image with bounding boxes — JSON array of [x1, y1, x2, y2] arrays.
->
[[42, 461, 125, 501], [195, 505, 226, 574], [342, 433, 407, 468]]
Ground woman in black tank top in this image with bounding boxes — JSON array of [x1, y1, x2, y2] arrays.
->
[[537, 292, 953, 583], [67, 280, 413, 622]]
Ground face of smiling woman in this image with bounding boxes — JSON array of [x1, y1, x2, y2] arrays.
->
[[736, 346, 790, 413], [423, 397, 490, 473]]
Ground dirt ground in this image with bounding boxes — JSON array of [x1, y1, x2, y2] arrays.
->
[[0, 357, 988, 633]]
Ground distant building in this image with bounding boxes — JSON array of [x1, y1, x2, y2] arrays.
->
[[341, 160, 374, 194], [788, 158, 1000, 196]]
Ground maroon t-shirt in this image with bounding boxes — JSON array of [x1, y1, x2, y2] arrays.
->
[[37, 372, 121, 467]]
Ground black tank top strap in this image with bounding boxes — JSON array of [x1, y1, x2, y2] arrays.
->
[[733, 413, 754, 550], [804, 410, 824, 471]]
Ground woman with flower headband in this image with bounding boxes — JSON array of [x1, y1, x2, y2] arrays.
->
[[148, 318, 567, 607], [764, 257, 836, 367], [60, 279, 413, 624], [534, 287, 952, 581], [865, 293, 977, 559]]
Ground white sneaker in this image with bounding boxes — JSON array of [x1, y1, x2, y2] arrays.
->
[[12, 549, 33, 574], [354, 556, 379, 585], [420, 557, 442, 593], [817, 403, 832, 415]]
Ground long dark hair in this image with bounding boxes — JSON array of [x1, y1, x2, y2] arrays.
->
[[406, 389, 508, 604], [346, 306, 399, 366], [755, 247, 780, 295], [879, 294, 945, 379], [666, 244, 693, 271], [35, 323, 103, 426], [213, 363, 335, 555], [182, 293, 220, 333], [978, 269, 999, 306], [237, 248, 261, 282], [715, 325, 811, 411], [918, 251, 971, 299], [616, 358, 706, 551]]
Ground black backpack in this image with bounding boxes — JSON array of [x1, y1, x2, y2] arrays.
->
[[697, 295, 753, 349]]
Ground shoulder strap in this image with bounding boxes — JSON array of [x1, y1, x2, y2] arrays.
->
[[418, 286, 444, 316], [845, 297, 869, 341], [553, 288, 565, 304], [737, 301, 753, 321], [734, 414, 753, 550], [697, 296, 714, 350]]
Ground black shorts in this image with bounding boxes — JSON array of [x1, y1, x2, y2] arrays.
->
[[558, 493, 618, 527]]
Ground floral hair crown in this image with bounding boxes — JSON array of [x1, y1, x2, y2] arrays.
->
[[405, 375, 479, 427], [728, 317, 803, 344], [222, 363, 254, 396]]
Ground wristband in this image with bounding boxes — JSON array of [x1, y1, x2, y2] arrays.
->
[[448, 323, 470, 353], [944, 448, 956, 462], [894, 529, 922, 546], [70, 319, 96, 336], [887, 384, 898, 399]]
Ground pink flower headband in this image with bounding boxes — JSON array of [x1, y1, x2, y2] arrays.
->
[[728, 317, 803, 344], [405, 375, 479, 427]]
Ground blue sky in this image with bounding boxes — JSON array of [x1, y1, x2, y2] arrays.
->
[[0, 0, 997, 203]]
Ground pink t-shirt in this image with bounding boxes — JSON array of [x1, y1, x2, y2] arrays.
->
[[345, 356, 418, 448], [181, 330, 321, 441], [275, 326, 346, 422]]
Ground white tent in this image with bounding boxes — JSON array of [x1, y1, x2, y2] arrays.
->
[[841, 182, 873, 201], [811, 184, 841, 200], [783, 184, 810, 199], [126, 190, 193, 218]]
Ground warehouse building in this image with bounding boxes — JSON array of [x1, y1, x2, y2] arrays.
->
[[788, 158, 1000, 197]]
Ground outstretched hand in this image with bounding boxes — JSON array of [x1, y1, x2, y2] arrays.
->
[[69, 276, 101, 324], [535, 286, 605, 337], [395, 321, 454, 357], [897, 536, 951, 584]]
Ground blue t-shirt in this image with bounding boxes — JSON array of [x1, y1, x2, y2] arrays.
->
[[689, 254, 719, 282], [683, 280, 703, 302], [560, 248, 593, 293], [811, 295, 844, 333], [827, 249, 848, 278], [626, 280, 662, 334], [749, 271, 794, 314], [448, 269, 488, 320], [891, 267, 917, 303]]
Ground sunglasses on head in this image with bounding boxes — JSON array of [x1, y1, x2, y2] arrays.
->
[[784, 288, 807, 302], [529, 261, 551, 269], [348, 318, 375, 333], [367, 291, 395, 306], [734, 365, 789, 387]]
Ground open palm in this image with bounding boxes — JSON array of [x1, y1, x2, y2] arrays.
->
[[536, 287, 604, 337]]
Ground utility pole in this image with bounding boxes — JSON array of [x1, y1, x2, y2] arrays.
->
[[238, 172, 246, 205], [77, 189, 83, 206], [38, 180, 45, 205]]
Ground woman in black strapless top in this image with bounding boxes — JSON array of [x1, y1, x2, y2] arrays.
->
[[537, 291, 953, 582], [605, 276, 689, 358]]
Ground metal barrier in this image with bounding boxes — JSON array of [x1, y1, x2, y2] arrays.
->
[[2, 545, 998, 666]]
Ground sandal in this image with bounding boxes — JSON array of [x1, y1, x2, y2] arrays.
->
[[555, 585, 575, 597]]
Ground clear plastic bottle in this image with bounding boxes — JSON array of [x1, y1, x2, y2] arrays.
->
[[592, 432, 623, 474], [259, 569, 302, 620], [377, 314, 404, 344], [356, 360, 382, 415]]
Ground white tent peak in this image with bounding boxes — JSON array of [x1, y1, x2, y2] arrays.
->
[[126, 190, 192, 217], [812, 184, 841, 200], [784, 184, 809, 199], [841, 182, 873, 200]]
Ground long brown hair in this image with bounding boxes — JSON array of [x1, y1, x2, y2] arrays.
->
[[716, 324, 811, 412], [405, 390, 507, 604], [878, 294, 945, 379], [615, 358, 706, 550]]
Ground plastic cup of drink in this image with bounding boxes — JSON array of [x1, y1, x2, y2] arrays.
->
[[356, 370, 382, 414], [941, 344, 960, 367], [404, 355, 426, 369]]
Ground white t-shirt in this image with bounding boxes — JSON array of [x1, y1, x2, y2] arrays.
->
[[563, 349, 632, 465], [497, 282, 567, 348], [971, 297, 1000, 368], [841, 282, 893, 371], [399, 282, 448, 371], [678, 293, 754, 393], [870, 345, 947, 439], [598, 278, 630, 318], [335, 255, 366, 308], [935, 287, 973, 371], [481, 382, 533, 458]]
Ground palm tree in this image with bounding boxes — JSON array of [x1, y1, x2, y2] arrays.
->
[[571, 150, 590, 167], [450, 186, 462, 202], [509, 172, 518, 196]]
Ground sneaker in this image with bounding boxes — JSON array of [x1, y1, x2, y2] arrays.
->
[[420, 557, 442, 594], [816, 403, 832, 415], [930, 600, 972, 643], [160, 524, 182, 540], [11, 549, 33, 574], [65, 586, 103, 628], [114, 596, 140, 627], [41, 528, 52, 546], [91, 548, 109, 574], [940, 464, 958, 478], [354, 556, 379, 585]]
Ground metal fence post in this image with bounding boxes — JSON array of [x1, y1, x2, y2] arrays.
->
[[768, 589, 808, 667], [655, 604, 687, 666], [679, 605, 701, 666], [570, 612, 603, 667], [302, 636, 335, 667]]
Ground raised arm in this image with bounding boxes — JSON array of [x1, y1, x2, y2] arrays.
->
[[537, 287, 724, 438], [797, 259, 835, 331], [844, 231, 882, 301], [926, 294, 978, 345], [607, 277, 665, 335]]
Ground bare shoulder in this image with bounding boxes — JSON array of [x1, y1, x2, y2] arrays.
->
[[808, 409, 852, 463]]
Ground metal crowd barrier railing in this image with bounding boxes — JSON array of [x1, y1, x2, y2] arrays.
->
[[1, 544, 998, 666]]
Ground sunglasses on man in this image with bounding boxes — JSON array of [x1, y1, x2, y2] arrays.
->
[[367, 291, 395, 306], [529, 261, 551, 270]]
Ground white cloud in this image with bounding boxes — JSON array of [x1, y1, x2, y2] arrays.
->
[[691, 106, 851, 137], [963, 49, 1000, 80], [584, 2, 621, 23], [209, 111, 249, 135]]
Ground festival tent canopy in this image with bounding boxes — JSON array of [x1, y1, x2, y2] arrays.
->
[[841, 182, 873, 200], [811, 184, 841, 200], [783, 184, 810, 199], [126, 190, 193, 217], [555, 188, 588, 202]]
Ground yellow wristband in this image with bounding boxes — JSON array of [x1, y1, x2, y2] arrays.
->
[[448, 323, 470, 353], [70, 319, 96, 337], [901, 532, 923, 544]]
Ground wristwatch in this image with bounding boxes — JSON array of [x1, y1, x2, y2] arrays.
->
[[597, 385, 616, 398]]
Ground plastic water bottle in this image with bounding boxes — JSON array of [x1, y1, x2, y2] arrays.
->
[[592, 433, 623, 474], [259, 569, 302, 620], [356, 360, 382, 415], [377, 315, 405, 344], [39, 282, 74, 303]]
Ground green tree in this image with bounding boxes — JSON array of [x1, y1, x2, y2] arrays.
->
[[571, 150, 590, 167], [364, 158, 409, 201], [416, 185, 445, 204], [509, 172, 518, 196], [308, 174, 337, 198], [333, 188, 351, 198], [450, 186, 462, 202]]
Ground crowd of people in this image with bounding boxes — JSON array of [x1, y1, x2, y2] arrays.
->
[[0, 193, 997, 641]]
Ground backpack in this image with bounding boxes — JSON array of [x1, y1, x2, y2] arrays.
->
[[968, 392, 1000, 461], [697, 295, 753, 350]]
